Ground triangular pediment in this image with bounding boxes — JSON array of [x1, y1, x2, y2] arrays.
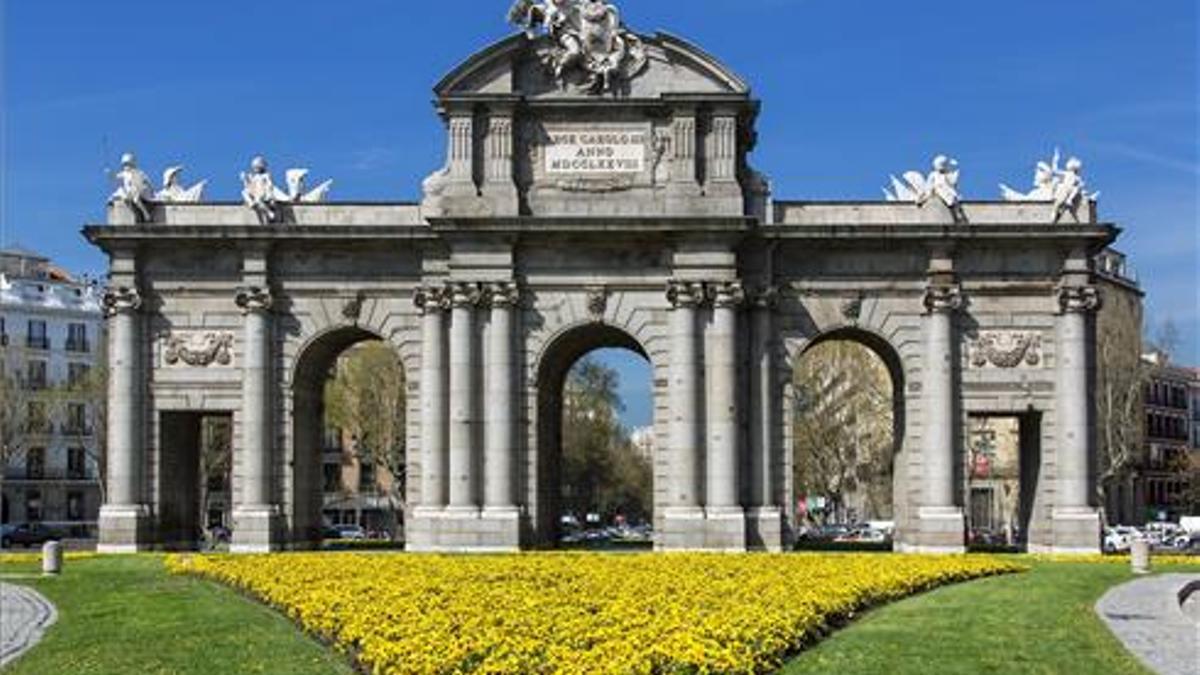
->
[[435, 32, 750, 100]]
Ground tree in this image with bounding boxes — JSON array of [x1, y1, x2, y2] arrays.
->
[[198, 416, 232, 528], [560, 358, 652, 525], [324, 342, 407, 539], [47, 362, 109, 504], [792, 341, 893, 524], [0, 355, 34, 528], [1094, 314, 1148, 526]]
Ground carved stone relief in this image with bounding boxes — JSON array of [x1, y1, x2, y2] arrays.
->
[[163, 331, 235, 367], [968, 331, 1043, 369]]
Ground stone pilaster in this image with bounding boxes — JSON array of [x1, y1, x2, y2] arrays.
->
[[447, 282, 481, 512], [97, 286, 150, 553], [912, 283, 966, 552], [662, 280, 706, 549], [415, 286, 450, 510], [1048, 284, 1102, 553], [747, 285, 783, 551], [705, 281, 746, 550], [447, 113, 474, 184], [484, 111, 519, 214], [667, 109, 700, 202], [481, 282, 521, 548], [232, 286, 281, 553]]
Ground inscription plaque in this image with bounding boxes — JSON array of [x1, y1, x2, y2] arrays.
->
[[544, 129, 647, 174]]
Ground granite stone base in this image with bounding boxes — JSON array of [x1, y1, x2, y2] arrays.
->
[[659, 506, 708, 550], [898, 506, 966, 553], [406, 507, 521, 552], [704, 507, 747, 552], [231, 506, 283, 554], [745, 507, 785, 552], [97, 504, 151, 553], [1028, 508, 1101, 555]]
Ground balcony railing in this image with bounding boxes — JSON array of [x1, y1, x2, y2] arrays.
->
[[65, 338, 91, 353], [3, 467, 97, 482], [26, 336, 50, 350]]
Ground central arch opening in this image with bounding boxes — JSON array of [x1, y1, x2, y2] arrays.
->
[[292, 327, 407, 549], [536, 325, 654, 549], [791, 330, 904, 549]]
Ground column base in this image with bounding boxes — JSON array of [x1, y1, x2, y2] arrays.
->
[[745, 507, 785, 552], [660, 506, 707, 550], [705, 507, 747, 552], [899, 506, 966, 553], [231, 506, 283, 554], [97, 504, 152, 553], [406, 507, 521, 553], [1028, 508, 1101, 555]]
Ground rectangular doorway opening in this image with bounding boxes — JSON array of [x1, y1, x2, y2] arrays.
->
[[965, 412, 1041, 553], [158, 411, 233, 550]]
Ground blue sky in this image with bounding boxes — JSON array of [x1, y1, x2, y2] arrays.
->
[[2, 1, 1196, 427]]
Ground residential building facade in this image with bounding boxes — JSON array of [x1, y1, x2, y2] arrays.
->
[[0, 247, 105, 536], [1140, 354, 1195, 521]]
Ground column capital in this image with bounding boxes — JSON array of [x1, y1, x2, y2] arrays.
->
[[102, 286, 143, 317], [236, 286, 274, 315], [449, 282, 482, 309], [923, 284, 964, 314], [485, 281, 521, 309], [666, 280, 706, 308], [414, 285, 451, 314], [711, 281, 746, 308], [1057, 284, 1101, 314]]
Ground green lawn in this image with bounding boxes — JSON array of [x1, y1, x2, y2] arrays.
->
[[783, 560, 1200, 675], [2, 556, 1195, 674], [0, 556, 353, 675]]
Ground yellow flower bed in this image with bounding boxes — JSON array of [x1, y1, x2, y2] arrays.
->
[[1030, 553, 1200, 566], [167, 552, 1020, 674]]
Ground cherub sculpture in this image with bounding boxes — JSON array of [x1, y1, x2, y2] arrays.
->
[[108, 152, 155, 222], [155, 166, 207, 203], [885, 155, 962, 208], [240, 157, 334, 224], [999, 149, 1098, 222], [241, 156, 281, 224]]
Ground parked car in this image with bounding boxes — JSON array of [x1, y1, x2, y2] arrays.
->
[[1103, 526, 1136, 553], [0, 523, 62, 549], [333, 524, 367, 540]]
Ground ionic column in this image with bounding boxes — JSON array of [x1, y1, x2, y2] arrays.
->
[[485, 282, 519, 510], [447, 282, 480, 510], [236, 286, 274, 509], [1057, 285, 1100, 510], [666, 281, 704, 509], [748, 286, 778, 508], [416, 286, 449, 508], [707, 281, 744, 511], [103, 287, 143, 508], [922, 284, 962, 510]]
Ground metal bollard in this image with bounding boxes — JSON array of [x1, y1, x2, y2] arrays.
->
[[1130, 538, 1151, 575], [42, 541, 63, 576]]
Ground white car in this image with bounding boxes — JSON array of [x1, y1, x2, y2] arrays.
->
[[1103, 527, 1134, 553], [334, 525, 367, 540]]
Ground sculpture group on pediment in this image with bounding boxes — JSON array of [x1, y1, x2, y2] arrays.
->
[[108, 153, 208, 222], [884, 155, 962, 210], [240, 156, 334, 224], [999, 149, 1098, 223], [509, 0, 648, 94]]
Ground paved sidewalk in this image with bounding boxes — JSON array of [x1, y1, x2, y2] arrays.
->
[[1096, 573, 1200, 675], [0, 582, 58, 667]]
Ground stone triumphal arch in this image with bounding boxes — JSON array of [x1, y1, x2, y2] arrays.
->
[[88, 6, 1115, 554]]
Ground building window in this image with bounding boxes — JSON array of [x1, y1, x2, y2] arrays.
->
[[323, 463, 342, 493], [25, 448, 46, 480], [322, 426, 344, 452], [26, 320, 48, 350], [0, 317, 7, 346], [68, 363, 92, 388], [66, 323, 89, 352], [68, 447, 86, 480], [25, 490, 42, 522], [359, 462, 377, 492], [65, 403, 90, 436], [26, 360, 47, 390], [25, 401, 50, 434], [67, 492, 84, 521]]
